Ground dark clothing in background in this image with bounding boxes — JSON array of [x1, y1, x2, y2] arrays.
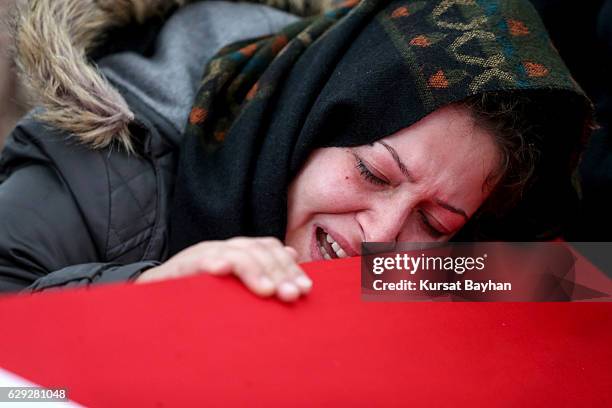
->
[[529, 0, 612, 240]]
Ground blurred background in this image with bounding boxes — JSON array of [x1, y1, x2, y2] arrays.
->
[[0, 0, 26, 148]]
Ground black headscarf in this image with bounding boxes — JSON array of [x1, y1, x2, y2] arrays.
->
[[169, 0, 592, 255]]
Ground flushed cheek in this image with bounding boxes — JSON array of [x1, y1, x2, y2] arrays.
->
[[286, 149, 366, 241], [308, 174, 369, 214], [299, 160, 358, 206]]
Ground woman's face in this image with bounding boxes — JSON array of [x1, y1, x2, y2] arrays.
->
[[284, 104, 501, 262]]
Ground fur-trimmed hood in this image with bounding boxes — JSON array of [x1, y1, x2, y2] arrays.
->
[[10, 0, 332, 151], [11, 0, 191, 151]]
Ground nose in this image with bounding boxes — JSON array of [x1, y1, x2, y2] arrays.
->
[[356, 193, 415, 242]]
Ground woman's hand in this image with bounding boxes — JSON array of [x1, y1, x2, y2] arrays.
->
[[135, 237, 312, 302]]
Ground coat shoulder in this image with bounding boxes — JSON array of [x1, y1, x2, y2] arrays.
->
[[0, 114, 173, 264]]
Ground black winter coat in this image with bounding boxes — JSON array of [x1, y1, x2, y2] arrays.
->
[[0, 102, 174, 292], [0, 0, 301, 293]]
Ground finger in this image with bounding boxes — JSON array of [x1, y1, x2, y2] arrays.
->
[[283, 246, 311, 292], [277, 281, 301, 302], [188, 241, 275, 295], [229, 237, 292, 288], [258, 239, 312, 295], [284, 246, 299, 259], [221, 246, 276, 297], [226, 238, 303, 301]]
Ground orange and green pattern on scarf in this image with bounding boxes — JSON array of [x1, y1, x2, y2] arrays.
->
[[187, 0, 359, 147], [378, 0, 582, 111], [187, 0, 587, 149]]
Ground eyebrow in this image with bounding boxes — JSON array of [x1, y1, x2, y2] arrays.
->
[[434, 199, 469, 222], [376, 141, 469, 222], [377, 141, 416, 183]]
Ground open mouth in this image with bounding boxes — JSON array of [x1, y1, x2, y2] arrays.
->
[[316, 227, 349, 260]]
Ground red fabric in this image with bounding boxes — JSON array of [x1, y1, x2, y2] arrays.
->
[[0, 257, 610, 407]]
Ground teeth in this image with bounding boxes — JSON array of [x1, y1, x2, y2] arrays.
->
[[326, 233, 348, 259], [320, 245, 331, 260]]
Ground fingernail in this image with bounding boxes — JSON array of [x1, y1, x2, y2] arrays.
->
[[295, 276, 313, 291], [259, 276, 275, 292], [278, 282, 299, 300]]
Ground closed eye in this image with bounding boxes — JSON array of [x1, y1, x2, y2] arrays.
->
[[417, 209, 444, 238], [353, 154, 388, 186]]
